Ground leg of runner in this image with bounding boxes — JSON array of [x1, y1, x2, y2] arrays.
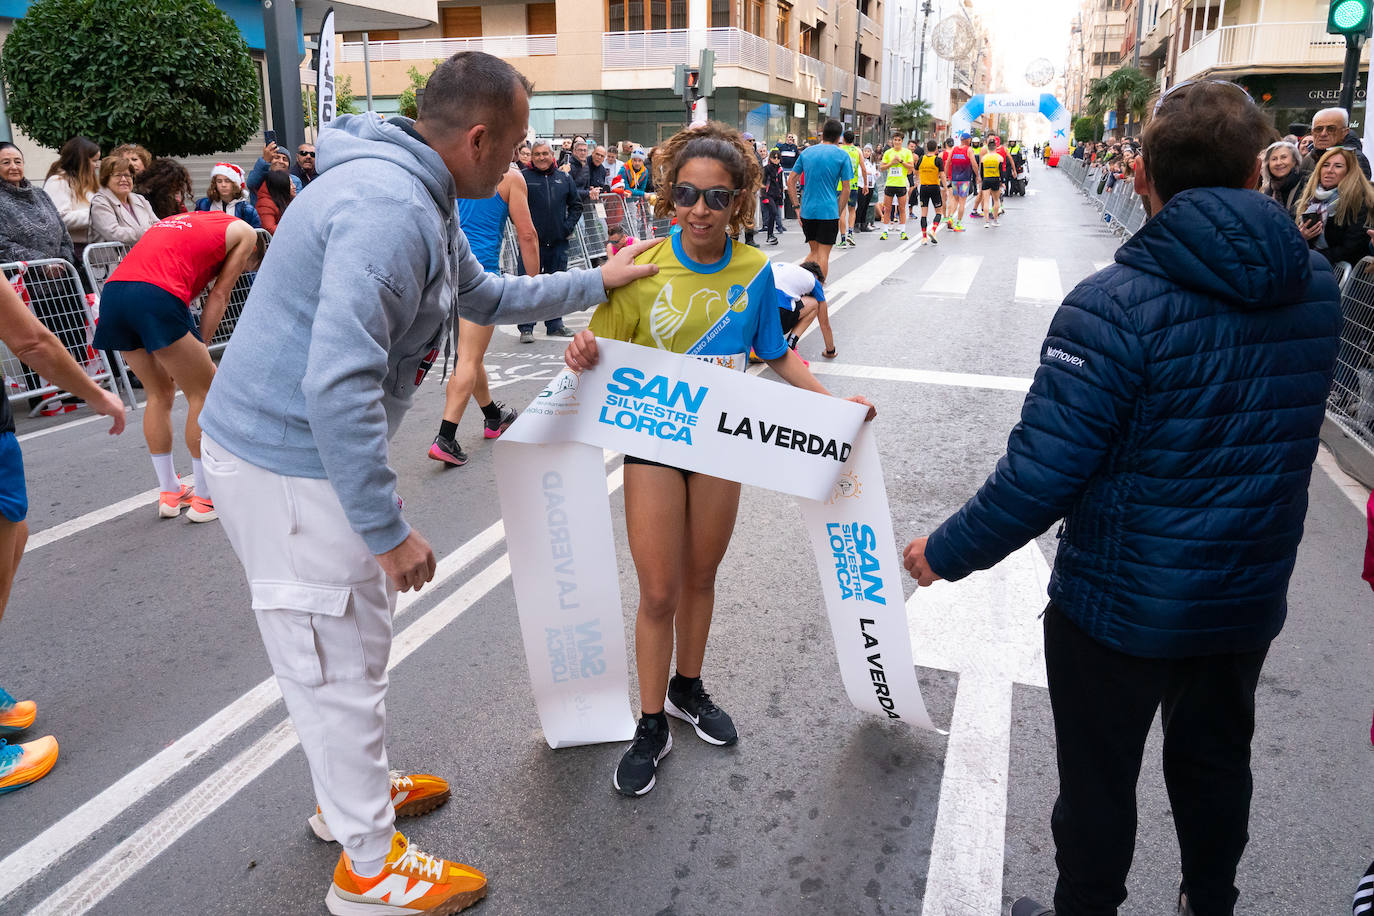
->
[[119, 348, 191, 518], [146, 335, 219, 522], [429, 319, 514, 468], [897, 191, 910, 240]]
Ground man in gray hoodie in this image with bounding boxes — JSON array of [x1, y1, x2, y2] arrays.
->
[[199, 52, 660, 915]]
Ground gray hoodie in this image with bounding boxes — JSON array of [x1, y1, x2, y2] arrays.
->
[[201, 114, 605, 553]]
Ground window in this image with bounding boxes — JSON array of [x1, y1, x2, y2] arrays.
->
[[1091, 50, 1119, 65], [608, 0, 687, 31], [800, 24, 815, 56], [527, 2, 556, 34], [744, 0, 765, 35], [711, 0, 732, 28], [777, 0, 792, 45], [441, 6, 482, 37]]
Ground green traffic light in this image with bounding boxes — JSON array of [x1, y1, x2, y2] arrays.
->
[[1329, 0, 1372, 34]]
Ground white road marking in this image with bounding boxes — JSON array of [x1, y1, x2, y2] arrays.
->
[[23, 488, 161, 553], [27, 552, 522, 916], [0, 461, 620, 906], [1014, 257, 1065, 304], [909, 542, 1051, 916], [920, 255, 983, 298], [808, 361, 1031, 393], [1316, 443, 1371, 513]]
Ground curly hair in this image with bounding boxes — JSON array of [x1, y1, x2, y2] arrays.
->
[[651, 122, 761, 236], [135, 158, 193, 219]]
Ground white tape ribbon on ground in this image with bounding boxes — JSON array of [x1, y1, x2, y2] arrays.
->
[[495, 339, 935, 748]]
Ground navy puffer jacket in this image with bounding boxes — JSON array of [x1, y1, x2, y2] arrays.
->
[[924, 187, 1341, 658]]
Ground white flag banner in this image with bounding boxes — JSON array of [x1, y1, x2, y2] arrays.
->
[[495, 340, 935, 748], [316, 8, 337, 130]]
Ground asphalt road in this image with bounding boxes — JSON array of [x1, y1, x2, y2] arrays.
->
[[2, 166, 1371, 916]]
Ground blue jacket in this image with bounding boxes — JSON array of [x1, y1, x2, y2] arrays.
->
[[924, 187, 1341, 658], [245, 157, 303, 195], [194, 194, 262, 230]]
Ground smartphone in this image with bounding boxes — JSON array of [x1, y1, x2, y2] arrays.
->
[[264, 129, 277, 146], [1302, 212, 1322, 226]]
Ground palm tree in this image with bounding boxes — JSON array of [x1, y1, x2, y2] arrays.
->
[[1086, 67, 1155, 138], [892, 98, 934, 136]]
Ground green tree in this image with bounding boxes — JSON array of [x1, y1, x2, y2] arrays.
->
[[397, 62, 441, 120], [1086, 66, 1155, 138], [304, 75, 361, 125], [1073, 115, 1102, 142], [891, 98, 934, 136], [1, 0, 259, 156]]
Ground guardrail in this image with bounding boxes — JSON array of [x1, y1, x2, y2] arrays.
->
[[340, 34, 556, 62], [1062, 157, 1148, 240], [2, 258, 130, 416]]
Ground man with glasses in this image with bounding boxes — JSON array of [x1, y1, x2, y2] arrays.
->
[[775, 132, 800, 221], [903, 79, 1341, 916], [292, 143, 317, 186], [1301, 107, 1370, 179]]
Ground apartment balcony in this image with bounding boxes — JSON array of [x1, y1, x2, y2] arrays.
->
[[776, 46, 795, 82], [858, 10, 879, 36], [601, 28, 769, 72], [1175, 20, 1368, 84], [339, 33, 556, 62], [817, 0, 830, 12]]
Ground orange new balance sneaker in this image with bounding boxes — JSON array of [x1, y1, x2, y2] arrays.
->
[[0, 686, 36, 736], [310, 771, 451, 842], [325, 832, 486, 915], [158, 482, 194, 518], [0, 736, 59, 794], [185, 494, 217, 523]]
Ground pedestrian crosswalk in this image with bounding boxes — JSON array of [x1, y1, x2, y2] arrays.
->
[[920, 255, 983, 297], [1014, 257, 1065, 304]]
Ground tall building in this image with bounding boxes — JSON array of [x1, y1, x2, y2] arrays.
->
[[881, 0, 964, 137], [336, 0, 885, 146]]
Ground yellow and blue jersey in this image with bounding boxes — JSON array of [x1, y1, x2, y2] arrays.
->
[[590, 232, 788, 371]]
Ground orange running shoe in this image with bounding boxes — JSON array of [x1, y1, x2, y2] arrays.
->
[[158, 482, 194, 518], [186, 494, 217, 523], [0, 736, 59, 794], [0, 686, 36, 736], [325, 832, 486, 915], [310, 771, 451, 842]]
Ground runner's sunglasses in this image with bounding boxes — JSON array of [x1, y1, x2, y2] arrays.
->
[[1152, 78, 1248, 116], [672, 183, 739, 211]]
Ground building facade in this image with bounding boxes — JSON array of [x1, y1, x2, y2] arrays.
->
[[337, 0, 885, 147]]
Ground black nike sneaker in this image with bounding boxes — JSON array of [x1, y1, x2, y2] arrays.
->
[[482, 402, 518, 439], [427, 434, 468, 467], [665, 679, 737, 746], [613, 715, 672, 797]]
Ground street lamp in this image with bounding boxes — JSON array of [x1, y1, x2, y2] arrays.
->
[[915, 0, 934, 108]]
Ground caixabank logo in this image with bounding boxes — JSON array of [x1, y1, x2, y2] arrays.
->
[[827, 522, 886, 605], [598, 367, 708, 444]]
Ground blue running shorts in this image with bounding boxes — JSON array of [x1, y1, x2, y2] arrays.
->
[[0, 432, 28, 523]]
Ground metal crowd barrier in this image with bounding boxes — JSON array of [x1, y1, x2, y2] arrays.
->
[[1329, 255, 1374, 455], [1, 258, 129, 416], [83, 228, 270, 358], [1064, 161, 1149, 241]]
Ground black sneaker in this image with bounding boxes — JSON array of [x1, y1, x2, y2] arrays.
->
[[665, 679, 737, 746], [1010, 897, 1054, 916], [427, 434, 468, 467], [482, 402, 518, 439], [613, 715, 672, 797], [547, 326, 577, 338]]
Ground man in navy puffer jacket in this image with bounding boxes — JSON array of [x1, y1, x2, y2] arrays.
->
[[904, 83, 1341, 916]]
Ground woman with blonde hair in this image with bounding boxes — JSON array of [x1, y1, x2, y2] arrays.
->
[[41, 135, 101, 260], [1296, 146, 1374, 266], [562, 121, 874, 797]]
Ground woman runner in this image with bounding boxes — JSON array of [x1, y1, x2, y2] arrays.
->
[[563, 122, 875, 797]]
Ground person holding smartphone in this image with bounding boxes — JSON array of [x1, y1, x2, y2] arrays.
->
[[1295, 147, 1374, 266]]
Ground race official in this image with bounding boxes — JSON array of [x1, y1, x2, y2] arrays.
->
[[198, 52, 660, 915]]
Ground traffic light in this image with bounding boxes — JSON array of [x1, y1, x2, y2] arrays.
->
[[673, 64, 701, 100], [1328, 0, 1373, 36]]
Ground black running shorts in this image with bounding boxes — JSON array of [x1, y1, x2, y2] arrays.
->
[[883, 184, 907, 198], [800, 217, 839, 246], [981, 177, 1001, 193], [919, 186, 943, 208]]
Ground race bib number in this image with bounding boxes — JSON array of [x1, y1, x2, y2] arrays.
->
[[888, 166, 905, 180]]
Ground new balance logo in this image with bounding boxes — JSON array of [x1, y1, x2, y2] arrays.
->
[[1045, 346, 1086, 368], [370, 874, 432, 905]]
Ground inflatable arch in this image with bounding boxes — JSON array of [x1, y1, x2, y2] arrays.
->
[[949, 93, 1071, 157]]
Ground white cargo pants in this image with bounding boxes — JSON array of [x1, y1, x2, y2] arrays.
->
[[201, 434, 396, 865]]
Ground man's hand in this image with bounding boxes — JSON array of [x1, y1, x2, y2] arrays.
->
[[903, 536, 943, 587], [376, 530, 436, 593], [91, 389, 126, 435], [564, 329, 598, 371], [600, 237, 663, 291], [263, 140, 278, 161], [200, 289, 229, 344], [847, 395, 877, 421]]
